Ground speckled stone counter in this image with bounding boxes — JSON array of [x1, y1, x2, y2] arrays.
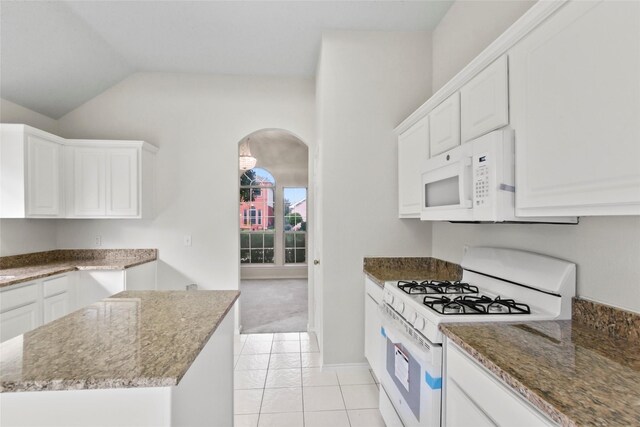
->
[[0, 290, 239, 393], [0, 249, 158, 288], [363, 257, 462, 288], [440, 301, 640, 426]]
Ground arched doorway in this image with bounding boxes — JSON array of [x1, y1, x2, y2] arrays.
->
[[237, 129, 309, 333]]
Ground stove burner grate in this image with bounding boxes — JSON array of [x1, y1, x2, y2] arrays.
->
[[397, 280, 478, 295], [422, 295, 531, 315]]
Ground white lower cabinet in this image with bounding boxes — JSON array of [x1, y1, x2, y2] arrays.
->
[[42, 274, 73, 323], [364, 277, 384, 380], [444, 339, 555, 427], [0, 263, 157, 342], [43, 293, 70, 324], [76, 261, 157, 308], [0, 281, 43, 342], [124, 261, 157, 291], [0, 302, 41, 342], [446, 379, 495, 427], [76, 270, 126, 309]]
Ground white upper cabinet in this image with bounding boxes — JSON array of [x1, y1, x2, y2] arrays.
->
[[460, 55, 509, 142], [106, 148, 139, 217], [0, 125, 64, 218], [510, 0, 640, 216], [66, 141, 156, 219], [72, 147, 106, 217], [0, 124, 157, 219], [429, 92, 461, 157], [398, 115, 429, 218], [396, 0, 639, 219]]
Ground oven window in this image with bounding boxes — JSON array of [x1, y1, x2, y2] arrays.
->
[[425, 176, 460, 207], [386, 338, 422, 420]]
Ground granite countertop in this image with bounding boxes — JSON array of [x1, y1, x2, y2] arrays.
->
[[0, 249, 158, 288], [363, 257, 462, 288], [440, 316, 640, 426], [0, 290, 240, 393]]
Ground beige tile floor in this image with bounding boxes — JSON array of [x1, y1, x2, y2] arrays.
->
[[234, 332, 386, 427]]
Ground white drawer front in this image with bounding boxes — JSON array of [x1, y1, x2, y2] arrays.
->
[[0, 283, 39, 313], [43, 274, 69, 297], [446, 341, 554, 427]]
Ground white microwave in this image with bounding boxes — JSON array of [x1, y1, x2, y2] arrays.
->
[[421, 130, 577, 223]]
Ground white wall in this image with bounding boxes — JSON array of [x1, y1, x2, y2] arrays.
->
[[317, 31, 434, 365], [0, 219, 58, 256], [430, 1, 640, 313], [1, 98, 60, 134], [0, 98, 59, 255], [55, 72, 315, 291], [432, 0, 535, 91]]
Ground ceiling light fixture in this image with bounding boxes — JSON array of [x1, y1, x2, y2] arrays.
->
[[239, 137, 257, 170]]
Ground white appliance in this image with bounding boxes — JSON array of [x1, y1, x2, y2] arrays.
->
[[377, 247, 576, 427], [420, 130, 577, 223]]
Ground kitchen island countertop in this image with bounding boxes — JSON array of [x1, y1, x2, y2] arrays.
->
[[0, 290, 240, 393], [440, 317, 640, 427]]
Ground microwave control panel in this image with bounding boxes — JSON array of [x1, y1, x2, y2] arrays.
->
[[474, 153, 490, 206]]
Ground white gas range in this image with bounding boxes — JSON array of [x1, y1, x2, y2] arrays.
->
[[377, 247, 576, 427]]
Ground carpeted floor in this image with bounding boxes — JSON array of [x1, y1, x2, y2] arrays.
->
[[240, 279, 308, 333]]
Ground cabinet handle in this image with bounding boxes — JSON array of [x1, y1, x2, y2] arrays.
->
[[313, 259, 320, 265]]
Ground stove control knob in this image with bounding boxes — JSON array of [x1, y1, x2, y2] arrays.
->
[[386, 294, 395, 305], [410, 312, 417, 323], [396, 302, 405, 314], [416, 317, 425, 331]]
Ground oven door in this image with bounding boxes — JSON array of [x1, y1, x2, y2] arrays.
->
[[421, 144, 473, 221], [379, 305, 442, 427]]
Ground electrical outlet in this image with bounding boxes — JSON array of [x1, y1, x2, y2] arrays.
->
[[95, 235, 102, 246], [184, 235, 192, 247]]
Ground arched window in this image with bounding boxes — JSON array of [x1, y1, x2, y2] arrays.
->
[[239, 168, 275, 264]]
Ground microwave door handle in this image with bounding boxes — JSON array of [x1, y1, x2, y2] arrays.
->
[[458, 156, 473, 208]]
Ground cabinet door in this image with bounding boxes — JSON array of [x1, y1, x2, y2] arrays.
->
[[445, 341, 554, 426], [510, 0, 640, 216], [461, 55, 509, 143], [26, 135, 62, 216], [0, 303, 40, 342], [445, 378, 496, 427], [73, 147, 106, 216], [43, 292, 70, 323], [398, 115, 429, 218], [106, 148, 139, 217], [430, 92, 461, 157], [364, 288, 383, 379]]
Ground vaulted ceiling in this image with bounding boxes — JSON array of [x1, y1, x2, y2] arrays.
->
[[0, 1, 452, 119]]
